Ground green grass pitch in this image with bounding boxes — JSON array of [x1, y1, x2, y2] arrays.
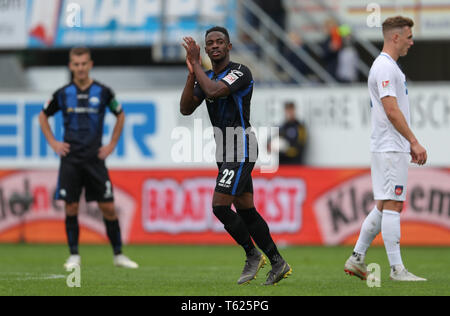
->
[[0, 244, 449, 296]]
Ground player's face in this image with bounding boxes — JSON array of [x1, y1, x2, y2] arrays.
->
[[398, 27, 414, 57], [285, 107, 296, 121], [69, 53, 93, 82], [205, 32, 232, 63]]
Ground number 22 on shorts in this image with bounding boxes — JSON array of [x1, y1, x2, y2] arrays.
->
[[220, 169, 235, 187]]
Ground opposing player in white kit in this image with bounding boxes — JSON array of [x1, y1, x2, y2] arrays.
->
[[344, 16, 428, 281]]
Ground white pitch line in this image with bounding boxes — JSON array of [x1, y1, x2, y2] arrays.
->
[[0, 273, 66, 281]]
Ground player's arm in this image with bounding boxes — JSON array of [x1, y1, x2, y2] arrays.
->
[[183, 36, 230, 99], [99, 99, 125, 160], [381, 96, 427, 165], [180, 72, 203, 116], [192, 63, 230, 98], [180, 43, 204, 116], [38, 97, 70, 157]]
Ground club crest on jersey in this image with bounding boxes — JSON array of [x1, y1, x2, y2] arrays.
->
[[395, 185, 404, 196], [382, 80, 390, 88], [89, 96, 100, 106]]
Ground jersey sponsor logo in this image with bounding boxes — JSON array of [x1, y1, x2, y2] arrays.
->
[[382, 80, 390, 88], [67, 107, 99, 114]]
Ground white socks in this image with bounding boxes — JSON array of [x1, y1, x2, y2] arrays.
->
[[354, 207, 382, 256], [353, 207, 405, 269], [381, 210, 404, 268]]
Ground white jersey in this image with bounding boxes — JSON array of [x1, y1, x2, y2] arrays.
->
[[368, 52, 411, 153]]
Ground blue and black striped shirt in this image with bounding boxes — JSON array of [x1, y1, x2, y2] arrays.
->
[[43, 80, 122, 163], [194, 62, 256, 162]]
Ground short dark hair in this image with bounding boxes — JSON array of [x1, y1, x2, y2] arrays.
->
[[382, 16, 414, 36], [205, 26, 230, 43], [285, 102, 296, 110], [69, 47, 91, 59]]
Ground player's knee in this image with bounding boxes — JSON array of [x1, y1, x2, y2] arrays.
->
[[395, 203, 404, 213], [99, 202, 117, 220], [383, 201, 404, 213], [389, 201, 404, 212], [233, 193, 254, 210], [212, 192, 233, 208], [233, 200, 253, 210], [65, 203, 79, 216]]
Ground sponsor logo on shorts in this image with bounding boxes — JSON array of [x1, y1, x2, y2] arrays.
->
[[395, 185, 404, 196], [382, 80, 390, 88]]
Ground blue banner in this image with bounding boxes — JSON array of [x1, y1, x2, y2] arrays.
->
[[0, 100, 158, 166], [27, 0, 236, 48]]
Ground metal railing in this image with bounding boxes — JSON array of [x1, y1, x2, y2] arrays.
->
[[237, 0, 337, 85], [312, 0, 379, 77], [235, 0, 382, 84]]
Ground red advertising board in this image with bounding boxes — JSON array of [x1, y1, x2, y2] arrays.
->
[[0, 167, 449, 245]]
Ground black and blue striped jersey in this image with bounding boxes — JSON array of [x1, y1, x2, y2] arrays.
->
[[43, 80, 122, 163], [194, 62, 257, 163]]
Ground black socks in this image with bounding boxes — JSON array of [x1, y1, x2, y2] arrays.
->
[[237, 208, 283, 264], [213, 205, 283, 264], [65, 215, 79, 255], [66, 216, 123, 256], [213, 205, 256, 256], [103, 218, 123, 255]]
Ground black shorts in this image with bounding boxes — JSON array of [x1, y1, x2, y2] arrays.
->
[[215, 161, 254, 197], [55, 158, 114, 203]]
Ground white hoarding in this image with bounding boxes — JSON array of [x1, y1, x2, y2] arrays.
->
[[288, 0, 450, 41], [0, 0, 27, 48], [0, 84, 449, 168]]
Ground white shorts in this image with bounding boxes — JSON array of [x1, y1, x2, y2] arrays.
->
[[371, 152, 409, 201]]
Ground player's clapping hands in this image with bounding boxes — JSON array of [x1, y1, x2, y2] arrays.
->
[[182, 37, 201, 73]]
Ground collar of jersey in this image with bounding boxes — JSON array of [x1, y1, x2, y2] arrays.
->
[[380, 52, 397, 64], [380, 52, 401, 70], [210, 62, 232, 80], [71, 80, 95, 93]]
